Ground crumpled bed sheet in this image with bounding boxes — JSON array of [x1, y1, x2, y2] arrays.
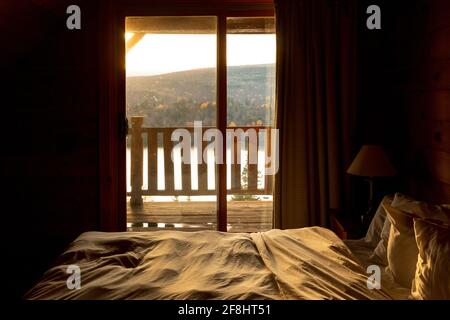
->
[[25, 227, 392, 300]]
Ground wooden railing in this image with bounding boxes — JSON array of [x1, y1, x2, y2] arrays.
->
[[128, 116, 274, 205]]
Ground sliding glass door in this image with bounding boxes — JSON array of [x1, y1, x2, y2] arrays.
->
[[226, 17, 276, 232], [124, 14, 276, 232], [125, 16, 218, 231]]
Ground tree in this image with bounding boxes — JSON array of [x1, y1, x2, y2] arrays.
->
[[230, 164, 261, 201]]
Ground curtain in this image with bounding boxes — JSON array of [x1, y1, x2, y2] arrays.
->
[[274, 0, 357, 229]]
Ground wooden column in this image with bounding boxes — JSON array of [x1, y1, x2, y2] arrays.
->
[[130, 116, 144, 206]]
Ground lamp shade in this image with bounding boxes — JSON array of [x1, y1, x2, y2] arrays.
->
[[347, 145, 397, 177]]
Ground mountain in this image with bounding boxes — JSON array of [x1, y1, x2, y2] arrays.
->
[[126, 64, 275, 127]]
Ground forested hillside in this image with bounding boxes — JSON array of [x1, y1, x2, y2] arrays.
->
[[126, 64, 275, 127]]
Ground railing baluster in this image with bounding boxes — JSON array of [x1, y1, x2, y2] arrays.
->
[[231, 135, 241, 191], [247, 129, 258, 191], [147, 129, 158, 193], [181, 129, 192, 192], [198, 132, 208, 191], [163, 129, 174, 192]]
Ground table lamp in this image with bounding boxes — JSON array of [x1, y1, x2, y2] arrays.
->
[[347, 145, 397, 224]]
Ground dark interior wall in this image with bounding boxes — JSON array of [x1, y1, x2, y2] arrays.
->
[[398, 0, 450, 202], [350, 0, 415, 210], [356, 0, 408, 149], [0, 0, 447, 299], [353, 0, 450, 208], [355, 0, 450, 205], [0, 0, 101, 299]]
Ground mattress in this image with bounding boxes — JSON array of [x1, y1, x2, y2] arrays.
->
[[25, 227, 392, 300]]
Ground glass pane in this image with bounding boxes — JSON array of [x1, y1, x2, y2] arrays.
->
[[226, 17, 276, 232], [125, 16, 217, 231]]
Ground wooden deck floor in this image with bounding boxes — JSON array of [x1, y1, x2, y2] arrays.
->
[[127, 200, 273, 233]]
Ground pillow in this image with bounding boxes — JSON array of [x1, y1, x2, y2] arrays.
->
[[384, 203, 419, 288], [369, 216, 391, 266], [411, 218, 450, 300], [365, 194, 394, 246], [391, 193, 450, 223]]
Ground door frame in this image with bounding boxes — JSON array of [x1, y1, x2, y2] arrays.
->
[[99, 0, 274, 232]]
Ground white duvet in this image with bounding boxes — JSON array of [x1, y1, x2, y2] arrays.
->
[[25, 227, 392, 300]]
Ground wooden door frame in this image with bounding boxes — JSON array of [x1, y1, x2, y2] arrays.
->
[[99, 0, 274, 232]]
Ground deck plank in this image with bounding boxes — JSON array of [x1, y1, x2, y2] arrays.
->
[[127, 200, 273, 233]]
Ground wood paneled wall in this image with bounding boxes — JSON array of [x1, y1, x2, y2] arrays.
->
[[1, 0, 102, 299], [357, 0, 449, 205], [401, 0, 450, 203]]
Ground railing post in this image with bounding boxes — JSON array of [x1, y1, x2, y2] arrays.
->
[[130, 116, 144, 206]]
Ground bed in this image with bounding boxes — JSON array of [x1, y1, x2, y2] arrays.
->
[[25, 227, 393, 300]]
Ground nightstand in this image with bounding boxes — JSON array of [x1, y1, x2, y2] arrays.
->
[[330, 210, 366, 240]]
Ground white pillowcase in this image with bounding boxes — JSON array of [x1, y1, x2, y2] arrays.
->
[[391, 193, 450, 223], [370, 193, 450, 267], [370, 216, 391, 266], [365, 194, 393, 247], [384, 204, 419, 288], [412, 218, 450, 300]]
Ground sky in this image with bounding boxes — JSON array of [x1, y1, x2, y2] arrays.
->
[[126, 34, 276, 77]]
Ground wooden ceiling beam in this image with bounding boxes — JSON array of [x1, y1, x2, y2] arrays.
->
[[125, 16, 275, 34], [126, 33, 145, 53]]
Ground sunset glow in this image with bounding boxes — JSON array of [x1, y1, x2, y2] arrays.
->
[[126, 33, 276, 77]]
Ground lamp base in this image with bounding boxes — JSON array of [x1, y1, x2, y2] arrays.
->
[[361, 177, 375, 227], [360, 209, 372, 227]]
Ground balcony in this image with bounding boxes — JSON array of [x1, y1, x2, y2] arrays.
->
[[126, 116, 274, 232]]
